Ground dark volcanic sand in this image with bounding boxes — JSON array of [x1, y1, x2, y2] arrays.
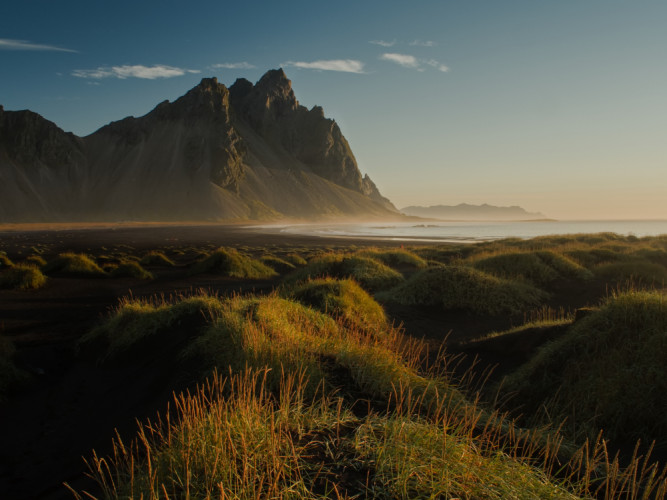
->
[[0, 224, 605, 499]]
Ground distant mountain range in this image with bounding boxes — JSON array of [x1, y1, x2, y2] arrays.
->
[[0, 69, 397, 222], [401, 203, 548, 221]]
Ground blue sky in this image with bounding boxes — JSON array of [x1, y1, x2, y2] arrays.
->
[[2, 0, 666, 219]]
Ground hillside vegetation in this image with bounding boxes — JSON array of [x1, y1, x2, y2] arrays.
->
[[3, 233, 667, 498]]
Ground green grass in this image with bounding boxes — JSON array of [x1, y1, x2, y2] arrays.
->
[[286, 253, 404, 292], [260, 255, 297, 274], [413, 245, 476, 264], [463, 306, 574, 344], [190, 248, 278, 279], [283, 252, 308, 267], [377, 265, 547, 315], [470, 250, 592, 285], [23, 255, 47, 268], [71, 284, 667, 499], [592, 260, 667, 285], [0, 264, 47, 290], [502, 290, 667, 448], [285, 277, 388, 334], [139, 250, 175, 267], [43, 252, 106, 277], [354, 248, 428, 270], [0, 253, 14, 269], [81, 291, 224, 357], [108, 261, 154, 280]]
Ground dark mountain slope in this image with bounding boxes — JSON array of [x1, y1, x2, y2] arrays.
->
[[0, 70, 397, 222]]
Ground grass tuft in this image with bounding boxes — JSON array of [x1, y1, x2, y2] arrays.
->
[[0, 264, 47, 290], [0, 253, 14, 269], [285, 277, 388, 334], [378, 265, 547, 315], [108, 261, 154, 280], [355, 248, 428, 270], [43, 252, 106, 277], [81, 291, 223, 357], [23, 255, 47, 268], [260, 255, 297, 274], [190, 248, 277, 279], [139, 251, 175, 267], [287, 253, 404, 292]]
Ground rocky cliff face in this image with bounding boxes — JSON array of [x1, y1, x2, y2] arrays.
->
[[0, 70, 397, 222]]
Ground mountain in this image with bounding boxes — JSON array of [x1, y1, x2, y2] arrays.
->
[[0, 69, 397, 222], [400, 203, 547, 220]]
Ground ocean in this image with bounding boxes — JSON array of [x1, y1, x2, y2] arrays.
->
[[258, 220, 667, 243]]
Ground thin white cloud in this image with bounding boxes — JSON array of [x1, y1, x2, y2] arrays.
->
[[409, 40, 437, 47], [283, 59, 365, 74], [370, 39, 396, 47], [210, 62, 255, 69], [425, 59, 449, 72], [380, 53, 419, 68], [0, 38, 77, 53], [380, 53, 449, 73], [72, 64, 200, 80]]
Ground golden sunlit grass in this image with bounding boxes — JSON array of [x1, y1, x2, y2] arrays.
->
[[286, 253, 404, 292], [108, 261, 154, 280], [284, 277, 388, 335], [23, 254, 47, 268], [0, 263, 47, 290], [7, 232, 665, 499], [80, 291, 223, 357], [462, 306, 574, 344], [43, 252, 107, 277], [190, 248, 277, 279], [354, 247, 428, 270], [260, 254, 297, 274], [0, 252, 15, 269], [139, 250, 175, 267]]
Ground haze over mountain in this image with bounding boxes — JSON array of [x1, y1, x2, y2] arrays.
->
[[0, 69, 397, 222], [401, 203, 547, 221]]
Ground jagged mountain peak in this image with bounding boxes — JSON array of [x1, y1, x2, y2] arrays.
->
[[0, 69, 398, 222]]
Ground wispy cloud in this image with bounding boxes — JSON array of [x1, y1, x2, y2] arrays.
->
[[370, 39, 396, 47], [72, 64, 200, 80], [380, 53, 420, 68], [283, 59, 365, 74], [0, 38, 77, 53], [380, 53, 449, 73], [210, 62, 255, 70], [424, 59, 449, 72], [409, 40, 437, 47]]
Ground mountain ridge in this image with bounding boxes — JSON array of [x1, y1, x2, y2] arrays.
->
[[0, 70, 397, 222], [401, 203, 548, 221]]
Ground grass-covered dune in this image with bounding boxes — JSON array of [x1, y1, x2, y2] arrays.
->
[[43, 252, 107, 277], [283, 277, 388, 334], [502, 290, 667, 451], [470, 250, 592, 285], [0, 263, 47, 290], [73, 283, 667, 499], [377, 265, 547, 315], [191, 247, 277, 278], [3, 230, 667, 499], [286, 253, 404, 292]]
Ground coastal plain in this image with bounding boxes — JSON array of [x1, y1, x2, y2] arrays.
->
[[1, 225, 666, 499]]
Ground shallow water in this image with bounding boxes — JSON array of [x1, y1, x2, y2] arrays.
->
[[255, 220, 667, 243]]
